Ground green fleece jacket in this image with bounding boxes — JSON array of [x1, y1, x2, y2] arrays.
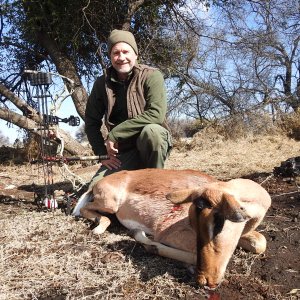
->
[[85, 64, 167, 155]]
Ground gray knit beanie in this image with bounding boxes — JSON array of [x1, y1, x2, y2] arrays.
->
[[107, 29, 138, 55]]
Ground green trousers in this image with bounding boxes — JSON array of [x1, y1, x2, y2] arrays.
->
[[88, 124, 172, 189]]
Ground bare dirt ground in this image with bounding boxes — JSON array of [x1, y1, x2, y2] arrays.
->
[[0, 134, 299, 300]]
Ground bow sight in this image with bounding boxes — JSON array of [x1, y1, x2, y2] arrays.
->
[[43, 114, 80, 126]]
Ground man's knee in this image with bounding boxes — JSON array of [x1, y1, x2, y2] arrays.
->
[[137, 124, 172, 168], [138, 124, 166, 148]]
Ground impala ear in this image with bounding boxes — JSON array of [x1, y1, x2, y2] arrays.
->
[[166, 189, 194, 204]]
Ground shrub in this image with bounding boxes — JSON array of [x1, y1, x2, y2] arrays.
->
[[277, 110, 300, 140]]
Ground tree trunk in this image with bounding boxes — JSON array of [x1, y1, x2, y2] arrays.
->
[[36, 31, 88, 120], [122, 0, 146, 30], [0, 83, 40, 123]]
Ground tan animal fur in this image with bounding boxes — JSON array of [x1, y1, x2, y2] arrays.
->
[[73, 169, 271, 288]]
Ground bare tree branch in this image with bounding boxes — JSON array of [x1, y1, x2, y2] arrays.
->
[[0, 82, 40, 122]]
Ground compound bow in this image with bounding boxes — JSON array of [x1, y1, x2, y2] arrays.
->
[[24, 70, 103, 214]]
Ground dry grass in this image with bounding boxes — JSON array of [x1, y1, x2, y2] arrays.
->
[[1, 131, 300, 299], [167, 132, 300, 180], [0, 210, 205, 300]]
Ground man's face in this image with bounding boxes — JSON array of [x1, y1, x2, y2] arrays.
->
[[110, 42, 137, 79]]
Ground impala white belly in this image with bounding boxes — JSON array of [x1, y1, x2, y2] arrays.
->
[[118, 218, 153, 235]]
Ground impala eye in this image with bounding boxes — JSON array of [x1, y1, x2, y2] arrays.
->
[[193, 197, 212, 211]]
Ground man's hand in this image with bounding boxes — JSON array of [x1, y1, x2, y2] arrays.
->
[[105, 139, 118, 156], [101, 139, 121, 170]]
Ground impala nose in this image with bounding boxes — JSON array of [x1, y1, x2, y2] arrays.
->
[[228, 207, 249, 222], [197, 273, 221, 290]]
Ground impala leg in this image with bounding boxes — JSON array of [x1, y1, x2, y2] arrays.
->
[[238, 231, 267, 254], [72, 190, 93, 216], [80, 202, 111, 235], [133, 230, 196, 265]]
